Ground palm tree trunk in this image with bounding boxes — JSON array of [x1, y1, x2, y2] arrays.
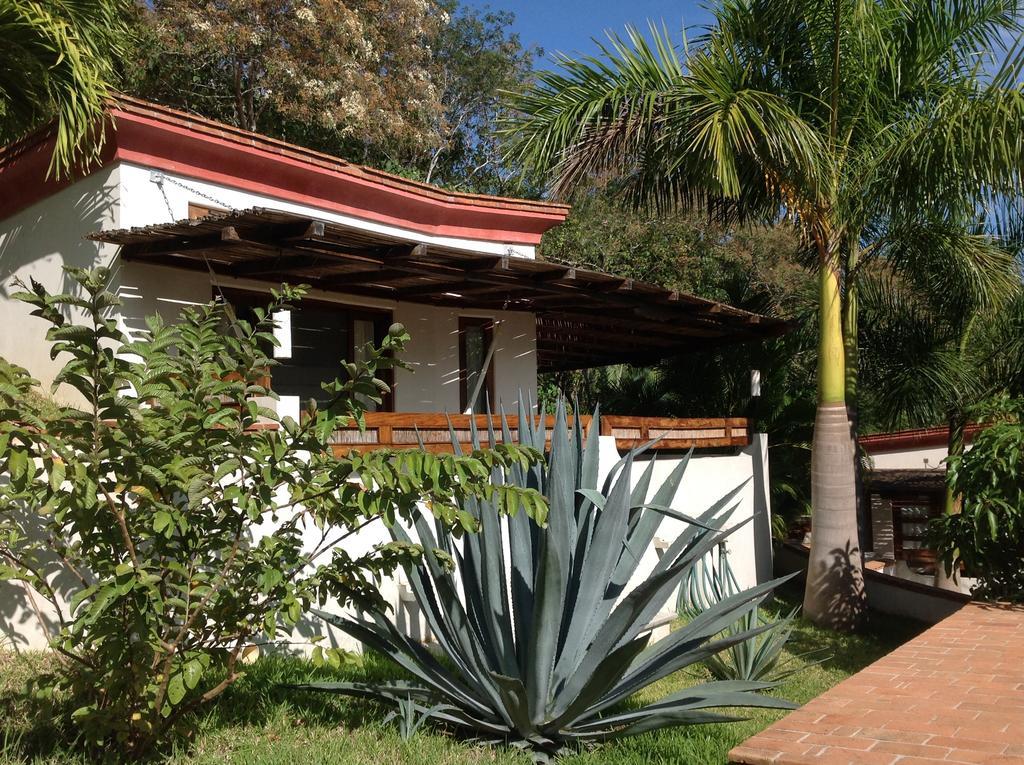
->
[[803, 239, 868, 631], [843, 247, 870, 556]]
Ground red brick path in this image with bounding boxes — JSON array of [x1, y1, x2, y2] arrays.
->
[[729, 602, 1024, 765]]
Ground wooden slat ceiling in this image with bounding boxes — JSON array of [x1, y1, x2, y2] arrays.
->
[[89, 208, 790, 372]]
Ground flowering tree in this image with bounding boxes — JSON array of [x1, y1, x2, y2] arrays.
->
[[132, 0, 443, 157]]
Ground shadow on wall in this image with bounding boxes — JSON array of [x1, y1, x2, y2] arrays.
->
[[807, 540, 869, 632], [750, 434, 774, 583], [0, 174, 118, 307], [0, 499, 89, 651], [0, 177, 119, 649]]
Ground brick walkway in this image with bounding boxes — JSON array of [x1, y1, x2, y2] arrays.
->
[[729, 602, 1024, 765]]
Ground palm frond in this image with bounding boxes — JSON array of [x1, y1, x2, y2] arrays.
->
[[0, 0, 129, 176], [872, 214, 1021, 313], [881, 80, 1024, 214], [503, 22, 823, 219]]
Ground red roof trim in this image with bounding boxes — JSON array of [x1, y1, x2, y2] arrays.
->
[[0, 96, 569, 244], [860, 424, 983, 453]]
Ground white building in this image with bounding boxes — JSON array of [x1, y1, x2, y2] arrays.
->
[[0, 96, 784, 650], [860, 425, 980, 590]]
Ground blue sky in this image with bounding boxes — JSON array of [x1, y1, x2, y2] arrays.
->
[[464, 1, 714, 63]]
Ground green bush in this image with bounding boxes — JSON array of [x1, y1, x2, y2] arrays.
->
[[0, 267, 544, 758], [297, 402, 794, 761], [932, 396, 1024, 601]]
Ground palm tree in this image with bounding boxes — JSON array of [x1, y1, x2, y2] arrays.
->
[[859, 258, 1023, 587], [504, 1, 1024, 629], [0, 0, 130, 176]]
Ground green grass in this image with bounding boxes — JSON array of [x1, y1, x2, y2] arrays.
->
[[0, 590, 924, 765]]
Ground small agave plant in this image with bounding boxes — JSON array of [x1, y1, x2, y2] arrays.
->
[[297, 400, 795, 760], [680, 544, 826, 683]]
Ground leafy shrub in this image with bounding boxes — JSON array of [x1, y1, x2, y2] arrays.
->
[[932, 396, 1024, 601], [297, 402, 794, 761], [0, 267, 544, 757]]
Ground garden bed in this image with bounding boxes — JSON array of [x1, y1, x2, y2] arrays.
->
[[0, 592, 924, 765]]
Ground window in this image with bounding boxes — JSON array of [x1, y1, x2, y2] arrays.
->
[[459, 317, 495, 413], [226, 291, 393, 411], [891, 494, 942, 565]]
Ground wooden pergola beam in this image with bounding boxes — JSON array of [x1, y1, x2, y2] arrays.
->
[[393, 280, 474, 298], [102, 209, 789, 371], [538, 311, 728, 339], [126, 224, 763, 326], [121, 220, 319, 258], [313, 267, 416, 289], [536, 326, 677, 348], [229, 253, 324, 277]]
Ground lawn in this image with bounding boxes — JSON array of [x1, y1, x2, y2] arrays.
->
[[0, 590, 924, 765]]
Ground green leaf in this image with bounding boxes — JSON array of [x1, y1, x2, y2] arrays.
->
[[166, 674, 186, 706], [325, 648, 342, 669], [187, 476, 213, 506], [182, 659, 202, 690], [153, 510, 173, 535], [49, 460, 66, 491], [8, 449, 28, 482]]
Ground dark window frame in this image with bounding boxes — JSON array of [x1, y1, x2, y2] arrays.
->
[[222, 288, 395, 411], [459, 316, 495, 413]]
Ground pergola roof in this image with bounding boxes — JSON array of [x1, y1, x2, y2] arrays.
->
[[865, 469, 946, 493], [90, 208, 789, 372]]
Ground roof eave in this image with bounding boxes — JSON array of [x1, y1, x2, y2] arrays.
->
[[0, 95, 569, 245]]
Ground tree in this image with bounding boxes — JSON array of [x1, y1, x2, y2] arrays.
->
[[931, 395, 1024, 601], [504, 2, 1024, 630], [0, 0, 132, 176], [540, 183, 809, 298], [130, 0, 444, 165], [417, 2, 538, 193], [537, 186, 820, 529], [0, 268, 544, 756], [126, 1, 539, 191], [859, 261, 1023, 586]]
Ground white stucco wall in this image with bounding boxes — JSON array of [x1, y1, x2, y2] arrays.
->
[[1, 161, 539, 410], [631, 433, 774, 592], [111, 263, 539, 414], [0, 167, 121, 397], [116, 162, 537, 259], [2, 435, 772, 652], [394, 304, 536, 412], [867, 446, 949, 471]]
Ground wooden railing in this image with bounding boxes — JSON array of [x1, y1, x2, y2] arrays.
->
[[329, 413, 750, 455]]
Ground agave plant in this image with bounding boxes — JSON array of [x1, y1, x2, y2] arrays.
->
[[297, 401, 795, 760], [388, 695, 444, 741], [680, 543, 824, 683]]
